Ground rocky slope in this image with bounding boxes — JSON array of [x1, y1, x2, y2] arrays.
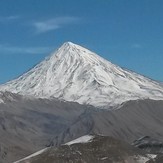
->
[[0, 94, 162, 162], [0, 92, 90, 163], [14, 135, 156, 163], [57, 99, 163, 145], [133, 136, 163, 154]]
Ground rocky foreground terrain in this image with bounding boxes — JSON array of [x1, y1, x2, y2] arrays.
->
[[0, 92, 163, 162], [14, 135, 158, 163]]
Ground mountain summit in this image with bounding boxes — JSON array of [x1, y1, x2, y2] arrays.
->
[[0, 42, 163, 107]]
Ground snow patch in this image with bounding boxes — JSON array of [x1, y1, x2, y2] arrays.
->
[[135, 154, 157, 163], [135, 155, 150, 163], [0, 92, 4, 103], [146, 154, 157, 159], [0, 98, 4, 103], [100, 157, 108, 160], [14, 148, 48, 163], [65, 135, 94, 145]]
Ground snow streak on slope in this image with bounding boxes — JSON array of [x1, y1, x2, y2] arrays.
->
[[14, 148, 48, 163], [65, 135, 94, 145], [0, 42, 163, 107]]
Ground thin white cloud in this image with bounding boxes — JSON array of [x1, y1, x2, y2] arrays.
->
[[32, 16, 80, 33], [0, 44, 52, 54], [0, 15, 20, 23], [131, 43, 142, 49]]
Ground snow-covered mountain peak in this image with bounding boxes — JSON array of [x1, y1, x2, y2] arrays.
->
[[63, 41, 79, 47], [54, 41, 99, 58], [0, 42, 163, 108]]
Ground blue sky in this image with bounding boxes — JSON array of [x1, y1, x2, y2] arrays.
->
[[0, 0, 162, 83]]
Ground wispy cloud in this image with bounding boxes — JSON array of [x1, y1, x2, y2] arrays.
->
[[131, 43, 142, 49], [32, 16, 80, 33], [0, 44, 52, 54], [0, 15, 20, 23]]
